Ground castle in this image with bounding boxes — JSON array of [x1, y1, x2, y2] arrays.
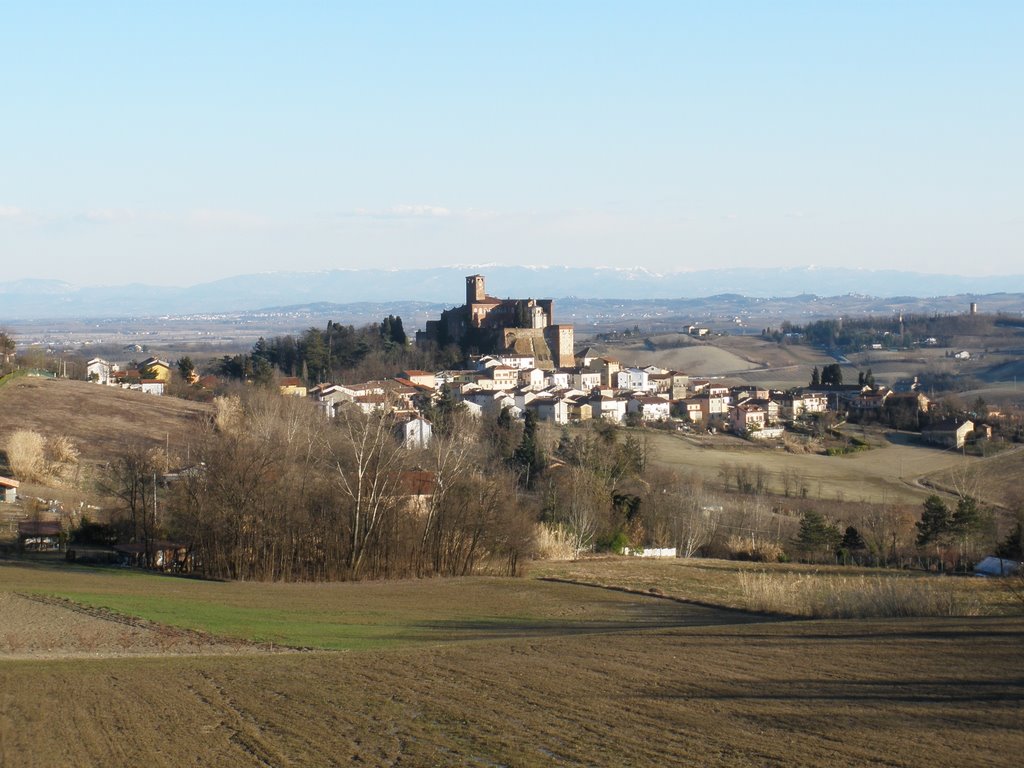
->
[[419, 274, 574, 369]]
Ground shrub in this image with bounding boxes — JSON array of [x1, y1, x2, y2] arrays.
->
[[726, 535, 784, 562], [597, 531, 631, 555], [737, 570, 985, 618], [213, 395, 243, 434], [4, 430, 81, 483], [534, 524, 576, 560], [5, 430, 46, 481]]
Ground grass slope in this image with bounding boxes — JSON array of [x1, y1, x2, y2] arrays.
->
[[0, 377, 211, 468], [645, 428, 998, 505]]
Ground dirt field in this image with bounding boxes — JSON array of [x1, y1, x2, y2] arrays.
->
[[0, 592, 264, 660], [1, 561, 1022, 766], [591, 334, 839, 387], [0, 377, 212, 510], [646, 429, 1013, 505], [0, 376, 211, 469], [922, 447, 1024, 508]]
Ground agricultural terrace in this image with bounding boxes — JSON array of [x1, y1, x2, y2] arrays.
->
[[645, 426, 1019, 506]]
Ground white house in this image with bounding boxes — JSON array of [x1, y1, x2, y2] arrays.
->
[[487, 366, 519, 390], [590, 395, 628, 423], [518, 368, 547, 390], [783, 392, 828, 420], [615, 368, 651, 393], [397, 417, 433, 449], [528, 397, 571, 425], [542, 370, 567, 389], [626, 396, 671, 422], [567, 368, 602, 392], [86, 358, 114, 384]]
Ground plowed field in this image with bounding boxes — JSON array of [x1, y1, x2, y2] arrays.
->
[[1, 561, 1021, 767]]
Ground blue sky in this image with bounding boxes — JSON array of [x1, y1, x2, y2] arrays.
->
[[1, 2, 1021, 286]]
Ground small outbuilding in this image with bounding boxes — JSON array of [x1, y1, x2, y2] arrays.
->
[[113, 541, 191, 571], [0, 476, 19, 504], [18, 520, 62, 551]]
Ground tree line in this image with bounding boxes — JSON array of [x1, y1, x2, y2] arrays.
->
[[210, 317, 461, 387], [100, 391, 534, 580]]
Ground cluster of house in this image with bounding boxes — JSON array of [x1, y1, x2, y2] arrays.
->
[[292, 340, 996, 453], [294, 348, 909, 443], [86, 356, 173, 395]]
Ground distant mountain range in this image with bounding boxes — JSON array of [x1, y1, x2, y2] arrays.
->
[[2, 266, 1023, 320]]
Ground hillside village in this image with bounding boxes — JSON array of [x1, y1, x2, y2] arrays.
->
[[75, 274, 999, 452], [3, 273, 1018, 578]]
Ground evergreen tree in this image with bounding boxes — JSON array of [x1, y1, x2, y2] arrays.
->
[[251, 356, 274, 386], [511, 410, 544, 488], [300, 328, 329, 383], [916, 495, 951, 548], [176, 356, 196, 381], [391, 316, 407, 346], [837, 525, 866, 564], [995, 520, 1023, 560], [810, 366, 820, 387], [252, 336, 270, 362], [795, 510, 841, 561], [425, 384, 463, 438], [840, 525, 866, 551], [821, 363, 843, 386], [951, 495, 981, 536]]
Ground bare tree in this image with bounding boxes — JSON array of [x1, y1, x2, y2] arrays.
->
[[98, 444, 161, 565], [560, 465, 605, 557], [416, 413, 475, 576], [326, 406, 408, 578]]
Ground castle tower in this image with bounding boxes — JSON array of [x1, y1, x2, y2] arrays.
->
[[466, 275, 486, 305]]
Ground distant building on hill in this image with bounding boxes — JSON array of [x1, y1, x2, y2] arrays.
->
[[417, 274, 574, 370]]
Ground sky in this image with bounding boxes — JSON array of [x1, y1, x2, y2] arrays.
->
[[1, 2, 1021, 286]]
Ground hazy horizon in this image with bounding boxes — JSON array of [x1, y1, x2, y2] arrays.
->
[[2, 4, 1021, 286]]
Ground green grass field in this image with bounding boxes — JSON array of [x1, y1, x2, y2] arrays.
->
[[1, 560, 765, 651]]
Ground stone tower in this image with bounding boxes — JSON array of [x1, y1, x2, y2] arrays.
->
[[466, 274, 486, 305]]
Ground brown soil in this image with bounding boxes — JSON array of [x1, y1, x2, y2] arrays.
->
[[0, 592, 268, 660], [1, 615, 1020, 767], [0, 561, 1021, 766]]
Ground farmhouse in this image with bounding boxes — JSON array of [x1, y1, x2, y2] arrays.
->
[[279, 377, 308, 397], [921, 418, 975, 449], [86, 357, 115, 384], [138, 357, 172, 381]]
